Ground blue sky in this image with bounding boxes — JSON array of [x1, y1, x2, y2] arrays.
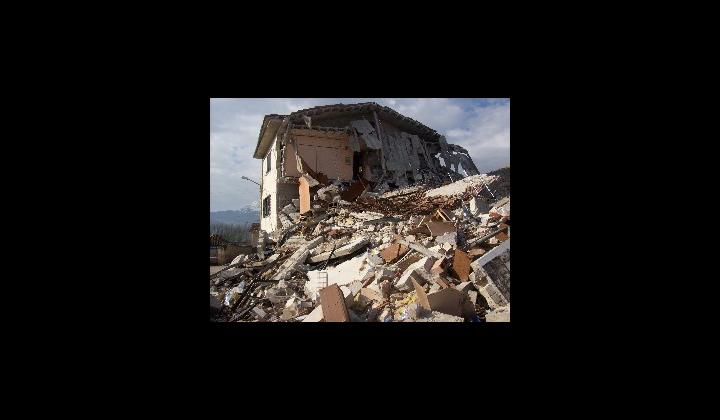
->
[[210, 98, 510, 211]]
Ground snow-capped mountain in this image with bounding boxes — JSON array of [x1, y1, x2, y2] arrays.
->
[[210, 204, 260, 225]]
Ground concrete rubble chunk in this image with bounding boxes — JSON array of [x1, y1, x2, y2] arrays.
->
[[230, 254, 247, 266], [305, 254, 370, 301], [467, 290, 478, 305], [379, 307, 393, 322], [302, 305, 324, 322], [281, 203, 298, 214], [415, 311, 464, 322], [272, 236, 325, 281], [485, 305, 510, 322], [308, 237, 369, 263], [366, 301, 386, 322], [251, 307, 268, 320], [366, 252, 385, 266], [395, 257, 435, 291], [469, 197, 490, 215], [317, 185, 340, 202], [436, 231, 457, 246]]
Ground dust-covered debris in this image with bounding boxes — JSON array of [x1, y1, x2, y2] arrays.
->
[[211, 165, 510, 322]]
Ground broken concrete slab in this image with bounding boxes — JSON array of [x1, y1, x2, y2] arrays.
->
[[467, 290, 478, 305], [395, 257, 435, 291], [302, 305, 324, 322], [455, 281, 475, 293], [415, 311, 464, 322], [317, 184, 340, 202], [485, 305, 510, 322], [251, 307, 268, 320], [396, 239, 445, 259], [308, 237, 369, 263], [436, 231, 457, 246], [469, 197, 490, 215], [272, 235, 325, 281], [281, 203, 298, 215], [319, 284, 350, 322], [305, 253, 369, 301], [471, 239, 510, 269], [474, 270, 509, 309]]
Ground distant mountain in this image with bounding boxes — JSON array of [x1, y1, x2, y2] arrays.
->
[[210, 207, 260, 225]]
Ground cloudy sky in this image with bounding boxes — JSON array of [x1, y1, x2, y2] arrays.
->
[[210, 98, 510, 211]]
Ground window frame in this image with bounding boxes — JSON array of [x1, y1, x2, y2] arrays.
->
[[262, 195, 271, 218]]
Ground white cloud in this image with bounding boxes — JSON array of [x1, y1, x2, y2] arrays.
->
[[210, 98, 509, 210]]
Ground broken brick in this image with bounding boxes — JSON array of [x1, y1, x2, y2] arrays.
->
[[431, 257, 447, 274], [319, 284, 350, 322], [451, 249, 471, 282], [380, 243, 402, 263]]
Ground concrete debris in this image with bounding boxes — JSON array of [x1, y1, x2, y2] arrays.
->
[[435, 231, 457, 247], [307, 237, 369, 263], [485, 305, 510, 322], [211, 165, 510, 323], [414, 311, 465, 322]]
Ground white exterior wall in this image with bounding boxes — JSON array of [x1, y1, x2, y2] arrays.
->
[[260, 136, 280, 233]]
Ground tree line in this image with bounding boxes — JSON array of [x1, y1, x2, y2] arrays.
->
[[210, 222, 251, 243]]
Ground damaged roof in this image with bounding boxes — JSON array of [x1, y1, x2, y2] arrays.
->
[[253, 102, 442, 159]]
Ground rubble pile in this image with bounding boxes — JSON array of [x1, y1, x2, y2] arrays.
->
[[210, 168, 510, 322]]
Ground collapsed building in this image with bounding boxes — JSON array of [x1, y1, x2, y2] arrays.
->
[[253, 102, 479, 234], [210, 102, 510, 323]]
